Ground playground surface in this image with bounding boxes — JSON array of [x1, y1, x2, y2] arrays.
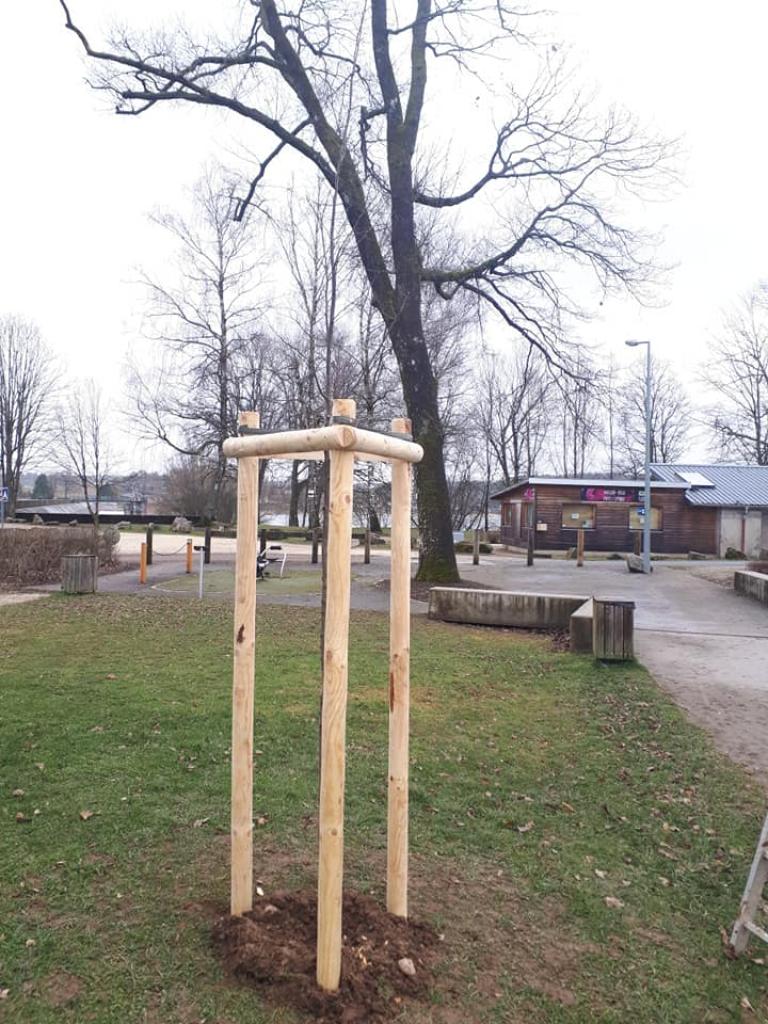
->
[[3, 594, 768, 1022]]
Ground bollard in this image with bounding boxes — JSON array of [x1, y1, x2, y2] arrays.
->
[[139, 542, 148, 585], [576, 529, 585, 568], [204, 527, 212, 565], [473, 528, 480, 566], [311, 526, 320, 565], [364, 527, 371, 565], [186, 538, 193, 574], [146, 525, 154, 566], [194, 544, 205, 598], [259, 528, 267, 554]]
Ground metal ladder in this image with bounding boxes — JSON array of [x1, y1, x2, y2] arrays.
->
[[731, 811, 768, 953]]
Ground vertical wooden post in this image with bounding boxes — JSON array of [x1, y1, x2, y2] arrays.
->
[[526, 503, 535, 567], [576, 529, 585, 568], [204, 526, 212, 565], [145, 525, 154, 565], [472, 527, 480, 565], [139, 542, 148, 584], [231, 411, 260, 916], [317, 398, 355, 992], [185, 538, 193, 574], [364, 527, 371, 565], [311, 526, 320, 565], [387, 417, 412, 919], [259, 528, 267, 554]]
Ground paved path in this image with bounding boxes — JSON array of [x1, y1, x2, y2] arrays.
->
[[459, 557, 768, 785]]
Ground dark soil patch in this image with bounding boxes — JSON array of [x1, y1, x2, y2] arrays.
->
[[213, 888, 440, 1023]]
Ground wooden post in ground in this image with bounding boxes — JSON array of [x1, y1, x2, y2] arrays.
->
[[139, 542, 148, 584], [526, 499, 535, 567], [230, 411, 260, 916], [311, 526, 320, 565], [204, 526, 212, 565], [576, 529, 585, 568], [259, 528, 267, 554], [387, 417, 412, 919], [364, 527, 371, 565], [473, 527, 480, 566], [317, 398, 355, 992], [185, 538, 193, 574], [145, 525, 154, 565]]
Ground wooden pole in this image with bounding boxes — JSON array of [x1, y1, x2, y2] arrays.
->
[[387, 417, 412, 919], [139, 542, 148, 584], [145, 525, 154, 565], [364, 527, 371, 564], [472, 527, 480, 566], [576, 528, 585, 568], [317, 398, 355, 992], [230, 411, 260, 916], [185, 538, 193, 574], [204, 526, 212, 565], [311, 526, 320, 565]]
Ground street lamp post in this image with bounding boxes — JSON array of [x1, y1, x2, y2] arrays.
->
[[625, 339, 652, 574]]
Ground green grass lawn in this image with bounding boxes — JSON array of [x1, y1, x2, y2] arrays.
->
[[156, 569, 322, 596], [2, 595, 767, 1022]]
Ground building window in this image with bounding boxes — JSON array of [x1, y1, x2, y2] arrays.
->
[[561, 503, 596, 529], [629, 505, 663, 531]]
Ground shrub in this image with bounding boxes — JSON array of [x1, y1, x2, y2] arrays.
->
[[454, 540, 493, 554], [725, 547, 746, 560], [0, 527, 119, 587]]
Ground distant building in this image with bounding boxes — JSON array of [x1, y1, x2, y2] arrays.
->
[[492, 464, 768, 558]]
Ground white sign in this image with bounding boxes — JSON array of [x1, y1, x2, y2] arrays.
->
[[0, 487, 8, 503]]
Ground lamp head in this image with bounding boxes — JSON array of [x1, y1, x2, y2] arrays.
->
[[625, 339, 650, 347]]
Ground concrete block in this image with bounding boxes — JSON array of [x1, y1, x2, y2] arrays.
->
[[428, 588, 589, 630], [569, 598, 594, 653], [735, 570, 768, 607]]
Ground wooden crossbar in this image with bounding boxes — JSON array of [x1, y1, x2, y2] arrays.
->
[[222, 423, 422, 463]]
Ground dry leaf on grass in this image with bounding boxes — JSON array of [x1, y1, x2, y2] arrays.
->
[[79, 810, 95, 821], [604, 896, 625, 909]]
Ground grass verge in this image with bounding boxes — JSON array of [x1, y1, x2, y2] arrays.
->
[[1, 595, 767, 1022]]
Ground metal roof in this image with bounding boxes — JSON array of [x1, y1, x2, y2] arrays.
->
[[650, 464, 768, 507], [490, 476, 687, 501]]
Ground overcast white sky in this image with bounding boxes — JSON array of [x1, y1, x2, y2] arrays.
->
[[2, 1, 766, 471]]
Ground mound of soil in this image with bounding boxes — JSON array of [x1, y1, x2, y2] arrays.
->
[[212, 889, 440, 1022]]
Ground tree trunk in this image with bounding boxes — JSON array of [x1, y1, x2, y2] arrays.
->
[[387, 322, 458, 582], [289, 460, 302, 527]]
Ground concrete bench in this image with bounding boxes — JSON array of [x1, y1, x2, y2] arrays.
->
[[428, 587, 589, 630], [429, 588, 634, 660], [569, 598, 594, 653], [735, 570, 768, 607]]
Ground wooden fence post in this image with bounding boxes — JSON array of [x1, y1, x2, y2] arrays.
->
[[364, 527, 371, 564], [576, 529, 585, 568], [186, 538, 193, 574], [145, 525, 154, 565], [311, 526, 320, 565], [317, 398, 355, 992], [387, 418, 412, 918], [204, 526, 212, 565], [230, 411, 260, 916], [139, 542, 148, 585], [473, 528, 480, 565]]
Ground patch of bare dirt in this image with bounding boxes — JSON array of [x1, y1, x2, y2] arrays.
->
[[37, 971, 83, 1008], [213, 889, 440, 1023]]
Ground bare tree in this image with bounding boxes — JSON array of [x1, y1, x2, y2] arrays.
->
[[0, 315, 56, 516], [159, 454, 235, 521], [705, 285, 768, 465], [477, 346, 550, 486], [616, 356, 691, 476], [128, 171, 276, 519], [550, 354, 602, 477], [59, 0, 673, 580], [57, 379, 111, 541]]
